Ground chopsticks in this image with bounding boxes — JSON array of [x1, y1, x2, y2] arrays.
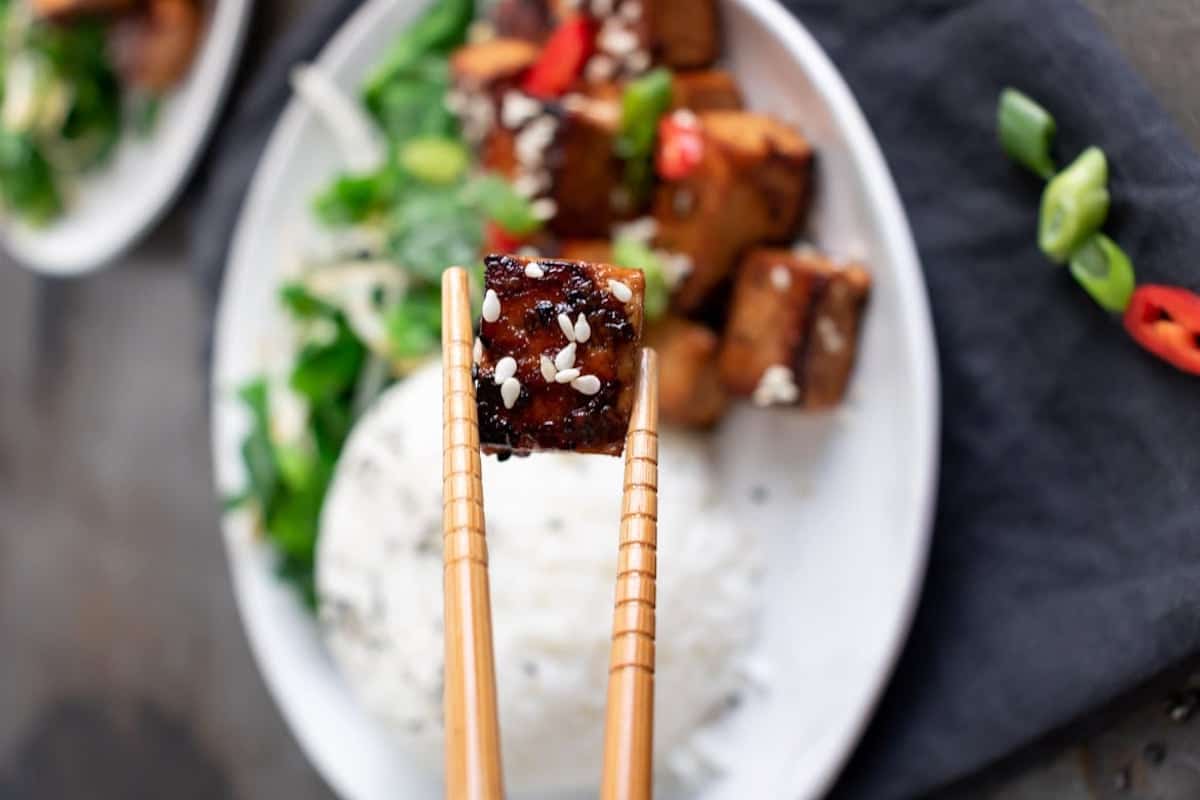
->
[[441, 267, 504, 799], [441, 267, 659, 799], [601, 349, 659, 800]]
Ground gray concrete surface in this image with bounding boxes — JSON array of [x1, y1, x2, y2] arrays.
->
[[1, 1, 1198, 798]]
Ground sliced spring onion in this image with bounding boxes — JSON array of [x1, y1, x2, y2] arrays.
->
[[399, 136, 468, 185], [1068, 233, 1135, 313], [618, 68, 674, 159], [461, 175, 542, 236], [613, 236, 669, 320], [1039, 146, 1109, 263], [998, 88, 1057, 179]]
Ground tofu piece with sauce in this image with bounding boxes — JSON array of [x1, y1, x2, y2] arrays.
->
[[476, 254, 646, 456], [719, 248, 870, 410], [654, 110, 814, 311], [449, 39, 541, 144], [647, 316, 728, 428], [671, 70, 744, 112]]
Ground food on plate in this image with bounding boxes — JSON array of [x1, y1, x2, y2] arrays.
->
[[646, 315, 726, 427], [232, 0, 869, 640], [0, 0, 205, 224], [720, 248, 871, 409], [317, 365, 763, 792], [476, 253, 645, 456], [654, 110, 814, 310]]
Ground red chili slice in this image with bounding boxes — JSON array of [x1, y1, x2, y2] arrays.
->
[[655, 112, 705, 180], [484, 221, 526, 254], [1123, 284, 1200, 375], [521, 16, 596, 100]]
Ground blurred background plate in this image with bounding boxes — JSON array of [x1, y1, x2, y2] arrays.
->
[[211, 0, 940, 797], [1, 0, 251, 276]]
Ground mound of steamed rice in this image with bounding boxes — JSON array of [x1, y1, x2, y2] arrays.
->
[[317, 365, 762, 793]]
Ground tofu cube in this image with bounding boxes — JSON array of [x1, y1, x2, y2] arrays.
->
[[646, 317, 728, 428], [654, 111, 814, 311], [644, 0, 719, 68], [476, 254, 646, 456], [719, 248, 870, 410], [671, 70, 744, 112], [451, 39, 541, 91], [488, 0, 557, 42]]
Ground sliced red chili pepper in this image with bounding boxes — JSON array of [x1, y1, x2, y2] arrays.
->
[[521, 16, 596, 100], [484, 220, 526, 254], [655, 111, 705, 180], [1123, 284, 1200, 375]]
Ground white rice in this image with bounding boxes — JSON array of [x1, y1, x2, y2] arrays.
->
[[317, 365, 763, 794]]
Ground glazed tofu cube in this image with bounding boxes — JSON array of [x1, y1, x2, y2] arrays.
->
[[489, 0, 557, 42], [451, 39, 541, 91], [655, 111, 814, 311], [719, 248, 870, 410], [558, 239, 615, 263], [671, 70, 744, 112], [585, 0, 719, 76], [646, 317, 728, 428], [476, 254, 646, 456]]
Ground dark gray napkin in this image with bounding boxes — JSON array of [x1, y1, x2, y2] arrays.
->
[[191, 2, 1200, 798]]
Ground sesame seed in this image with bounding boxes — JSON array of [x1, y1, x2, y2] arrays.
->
[[662, 252, 693, 289], [571, 374, 602, 395], [672, 109, 700, 128], [540, 355, 557, 383], [574, 313, 591, 343], [591, 0, 614, 15], [557, 313, 577, 342], [481, 289, 501, 322], [493, 356, 517, 385], [501, 90, 541, 129], [585, 54, 618, 83], [500, 377, 521, 409], [816, 317, 846, 353], [473, 337, 483, 364], [607, 279, 633, 302], [555, 342, 577, 371], [770, 265, 792, 291], [626, 50, 651, 73], [614, 216, 657, 244], [600, 23, 639, 56], [524, 262, 546, 278], [752, 365, 799, 407], [620, 1, 642, 21], [530, 198, 558, 221], [517, 245, 542, 258], [513, 170, 550, 198], [554, 368, 581, 383]]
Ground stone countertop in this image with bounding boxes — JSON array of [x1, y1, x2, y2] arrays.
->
[[1, 1, 1197, 798]]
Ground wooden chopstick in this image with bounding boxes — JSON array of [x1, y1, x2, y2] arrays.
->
[[601, 348, 660, 800], [440, 267, 505, 800]]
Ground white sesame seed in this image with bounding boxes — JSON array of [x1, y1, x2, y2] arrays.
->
[[662, 252, 693, 289], [599, 23, 639, 56], [554, 368, 581, 383], [481, 289, 501, 322], [500, 377, 521, 409], [473, 337, 483, 364], [574, 313, 591, 343], [557, 313, 577, 342], [512, 170, 550, 198], [530, 198, 558, 221], [607, 279, 633, 302], [752, 365, 799, 407], [770, 265, 792, 291], [585, 54, 618, 83], [672, 109, 700, 128], [816, 316, 846, 353], [540, 355, 557, 382], [626, 50, 651, 73], [515, 115, 558, 166], [613, 216, 657, 244], [591, 0, 614, 15], [555, 342, 577, 371], [493, 356, 517, 385], [571, 374, 602, 395], [524, 262, 546, 278], [501, 90, 541, 129], [620, 1, 642, 21]]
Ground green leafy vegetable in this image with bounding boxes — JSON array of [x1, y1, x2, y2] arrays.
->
[[0, 130, 62, 224], [129, 94, 162, 138], [616, 68, 673, 200], [613, 236, 670, 320], [290, 319, 368, 404], [461, 174, 542, 236], [386, 285, 443, 358], [369, 61, 458, 143], [362, 0, 475, 113], [313, 168, 403, 227], [386, 185, 482, 282]]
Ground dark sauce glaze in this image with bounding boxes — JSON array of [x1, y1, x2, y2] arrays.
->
[[476, 254, 645, 457]]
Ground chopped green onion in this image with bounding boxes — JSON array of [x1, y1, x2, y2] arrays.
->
[[461, 175, 542, 236], [617, 68, 673, 159], [998, 88, 1057, 179], [399, 136, 469, 185], [1039, 146, 1109, 263], [613, 236, 669, 320], [1068, 233, 1135, 313]]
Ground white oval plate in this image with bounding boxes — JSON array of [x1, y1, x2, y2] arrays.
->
[[2, 0, 252, 276], [212, 1, 940, 797]]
